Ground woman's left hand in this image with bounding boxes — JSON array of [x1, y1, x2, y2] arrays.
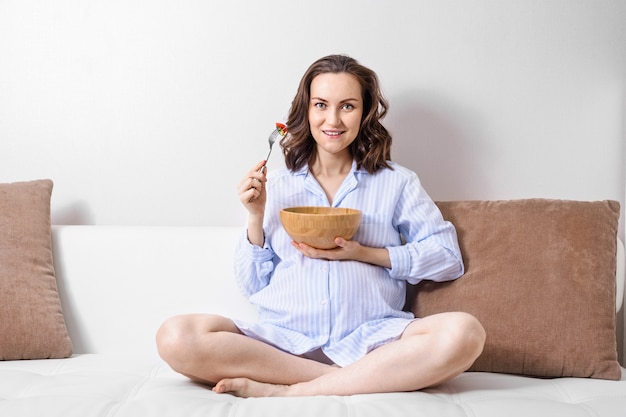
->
[[291, 238, 392, 268], [291, 237, 361, 261]]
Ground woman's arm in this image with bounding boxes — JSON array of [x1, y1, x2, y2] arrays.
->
[[235, 160, 275, 295], [291, 166, 463, 284]]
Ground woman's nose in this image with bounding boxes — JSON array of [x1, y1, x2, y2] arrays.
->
[[326, 109, 341, 126]]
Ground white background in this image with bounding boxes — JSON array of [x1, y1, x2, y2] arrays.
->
[[1, 1, 625, 360]]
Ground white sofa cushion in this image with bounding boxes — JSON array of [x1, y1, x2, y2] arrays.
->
[[51, 226, 257, 358], [0, 354, 624, 417]]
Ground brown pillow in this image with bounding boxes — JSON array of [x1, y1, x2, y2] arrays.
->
[[411, 199, 621, 380], [0, 179, 73, 360]]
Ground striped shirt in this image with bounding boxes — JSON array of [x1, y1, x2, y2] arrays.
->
[[233, 160, 463, 366]]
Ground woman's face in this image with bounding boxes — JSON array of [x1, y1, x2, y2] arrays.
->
[[308, 72, 363, 158]]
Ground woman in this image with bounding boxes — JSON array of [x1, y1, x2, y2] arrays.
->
[[156, 54, 485, 397]]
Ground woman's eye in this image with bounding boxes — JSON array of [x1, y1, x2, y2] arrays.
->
[[314, 102, 326, 109], [342, 104, 354, 110]]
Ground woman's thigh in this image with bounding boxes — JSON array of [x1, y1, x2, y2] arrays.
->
[[161, 313, 242, 335]]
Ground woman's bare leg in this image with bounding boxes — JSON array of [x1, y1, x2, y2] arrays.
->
[[214, 312, 486, 397], [156, 314, 338, 386]]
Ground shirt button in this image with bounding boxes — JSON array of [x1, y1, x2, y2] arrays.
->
[[321, 299, 328, 305]]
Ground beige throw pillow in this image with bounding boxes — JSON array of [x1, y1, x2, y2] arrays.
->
[[411, 199, 621, 380], [0, 179, 73, 360]]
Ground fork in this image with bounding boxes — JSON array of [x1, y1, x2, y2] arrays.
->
[[258, 123, 288, 173]]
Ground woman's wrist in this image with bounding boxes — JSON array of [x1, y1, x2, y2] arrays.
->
[[358, 245, 391, 269], [247, 215, 265, 247]]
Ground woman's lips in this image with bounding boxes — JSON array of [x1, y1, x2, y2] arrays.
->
[[323, 130, 344, 137]]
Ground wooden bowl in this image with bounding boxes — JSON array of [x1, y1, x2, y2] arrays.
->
[[280, 206, 362, 249]]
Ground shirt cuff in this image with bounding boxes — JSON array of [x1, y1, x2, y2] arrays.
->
[[386, 245, 410, 279], [240, 230, 274, 262]]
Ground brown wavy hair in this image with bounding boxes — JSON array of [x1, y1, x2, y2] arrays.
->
[[281, 55, 392, 174]]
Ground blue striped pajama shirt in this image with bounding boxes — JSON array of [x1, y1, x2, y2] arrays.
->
[[232, 160, 464, 366]]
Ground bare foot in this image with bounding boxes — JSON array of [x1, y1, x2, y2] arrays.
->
[[212, 377, 291, 397]]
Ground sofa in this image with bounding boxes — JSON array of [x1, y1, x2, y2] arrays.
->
[[1, 180, 626, 416]]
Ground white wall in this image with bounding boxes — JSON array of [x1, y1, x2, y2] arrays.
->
[[1, 1, 625, 358]]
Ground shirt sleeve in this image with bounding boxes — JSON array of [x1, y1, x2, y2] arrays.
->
[[385, 171, 464, 285], [233, 230, 275, 297]]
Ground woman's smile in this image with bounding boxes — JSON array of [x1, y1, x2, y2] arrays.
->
[[322, 130, 345, 137]]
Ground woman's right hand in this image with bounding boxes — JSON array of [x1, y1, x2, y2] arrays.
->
[[238, 161, 268, 247], [238, 160, 268, 215]]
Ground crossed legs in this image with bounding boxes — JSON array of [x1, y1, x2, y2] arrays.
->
[[156, 312, 485, 397]]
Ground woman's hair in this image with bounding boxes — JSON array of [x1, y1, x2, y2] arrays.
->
[[282, 54, 392, 174]]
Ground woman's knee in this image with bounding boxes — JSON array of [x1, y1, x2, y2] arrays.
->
[[444, 312, 486, 363], [155, 314, 236, 365], [412, 312, 485, 365], [155, 315, 193, 363]]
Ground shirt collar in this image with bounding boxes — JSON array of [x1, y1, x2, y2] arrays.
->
[[293, 160, 367, 178], [295, 160, 369, 207]]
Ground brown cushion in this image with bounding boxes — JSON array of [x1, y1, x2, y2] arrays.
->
[[0, 179, 73, 360], [410, 199, 621, 380]]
